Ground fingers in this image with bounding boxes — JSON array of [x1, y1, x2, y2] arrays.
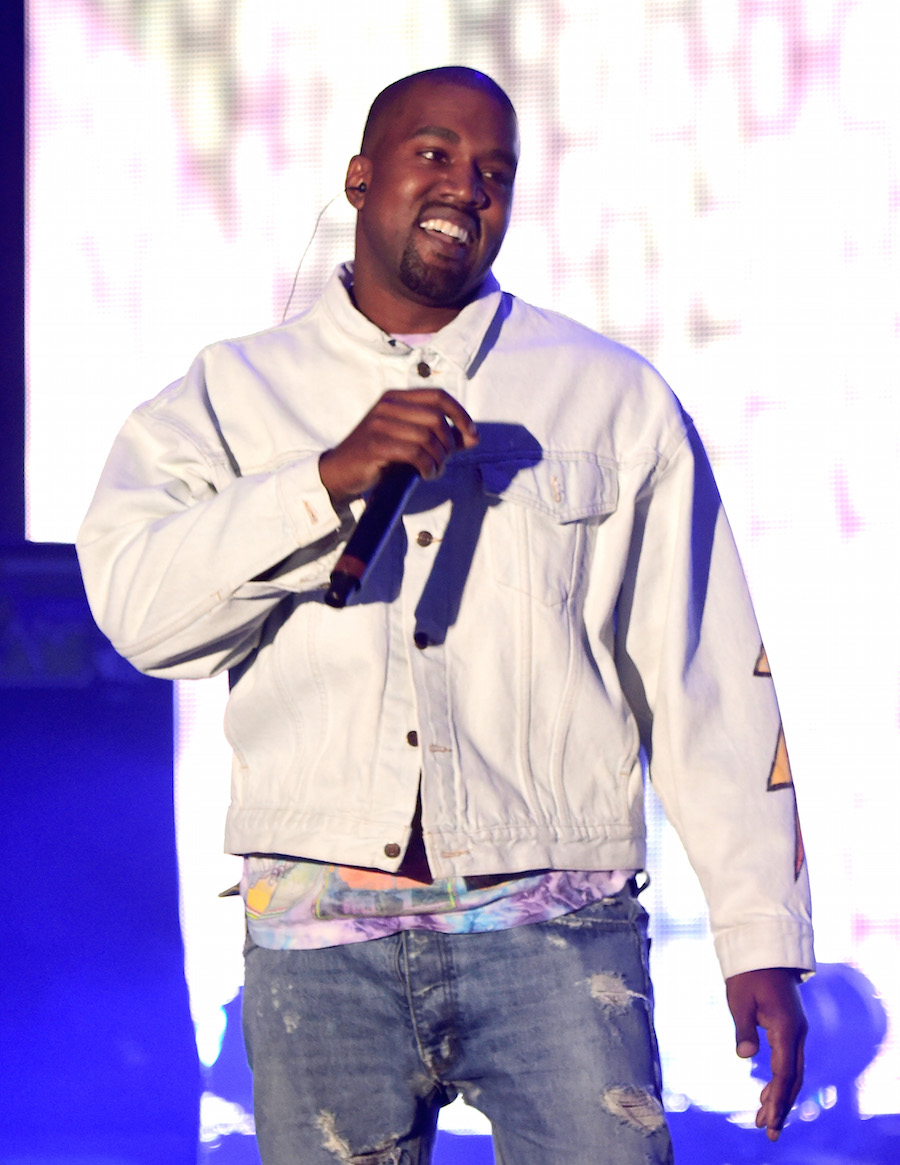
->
[[368, 390, 479, 472], [756, 1036, 805, 1140], [401, 389, 479, 451], [725, 968, 807, 1142], [756, 988, 806, 1140], [320, 389, 478, 505]]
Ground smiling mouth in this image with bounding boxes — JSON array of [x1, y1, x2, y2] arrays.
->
[[419, 218, 473, 246]]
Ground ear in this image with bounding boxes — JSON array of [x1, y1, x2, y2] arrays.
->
[[345, 155, 372, 209]]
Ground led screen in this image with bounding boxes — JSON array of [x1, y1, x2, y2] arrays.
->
[[27, 0, 900, 1134]]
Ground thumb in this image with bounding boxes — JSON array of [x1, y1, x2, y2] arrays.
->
[[727, 976, 761, 1059]]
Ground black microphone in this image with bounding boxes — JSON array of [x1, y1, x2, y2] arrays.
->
[[324, 463, 419, 608]]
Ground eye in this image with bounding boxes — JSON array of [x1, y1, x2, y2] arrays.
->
[[418, 147, 447, 163], [481, 167, 514, 190]]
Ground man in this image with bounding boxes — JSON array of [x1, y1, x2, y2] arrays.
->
[[78, 68, 813, 1164]]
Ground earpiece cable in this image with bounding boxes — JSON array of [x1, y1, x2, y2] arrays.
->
[[281, 191, 343, 323]]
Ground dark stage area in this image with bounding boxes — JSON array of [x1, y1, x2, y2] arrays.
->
[[0, 543, 200, 1163]]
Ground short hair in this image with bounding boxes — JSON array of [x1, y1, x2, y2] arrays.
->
[[360, 67, 516, 153]]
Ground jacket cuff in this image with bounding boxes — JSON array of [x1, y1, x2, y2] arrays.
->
[[714, 918, 815, 981], [274, 455, 345, 547]]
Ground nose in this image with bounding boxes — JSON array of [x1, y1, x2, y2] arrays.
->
[[444, 159, 488, 209]]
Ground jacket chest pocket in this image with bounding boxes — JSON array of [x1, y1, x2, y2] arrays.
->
[[479, 456, 619, 607]]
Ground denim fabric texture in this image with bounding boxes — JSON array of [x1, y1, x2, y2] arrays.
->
[[243, 887, 674, 1164]]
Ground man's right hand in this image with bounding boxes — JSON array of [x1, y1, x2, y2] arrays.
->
[[319, 388, 479, 506]]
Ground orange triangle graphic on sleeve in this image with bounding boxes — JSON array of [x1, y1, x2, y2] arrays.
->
[[767, 726, 793, 790], [756, 647, 804, 878], [765, 725, 806, 879], [794, 808, 806, 881]]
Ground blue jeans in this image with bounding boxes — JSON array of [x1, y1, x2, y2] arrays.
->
[[242, 888, 674, 1164]]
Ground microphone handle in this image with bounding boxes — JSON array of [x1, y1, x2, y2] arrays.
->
[[324, 463, 420, 608]]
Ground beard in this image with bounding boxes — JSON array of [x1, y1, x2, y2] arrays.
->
[[398, 234, 472, 304]]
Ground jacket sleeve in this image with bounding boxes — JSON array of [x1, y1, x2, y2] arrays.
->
[[76, 380, 354, 680], [615, 420, 814, 981]]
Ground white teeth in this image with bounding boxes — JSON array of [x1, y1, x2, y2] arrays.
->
[[420, 218, 471, 244]]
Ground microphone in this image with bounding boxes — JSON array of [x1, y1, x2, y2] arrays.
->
[[324, 463, 419, 608]]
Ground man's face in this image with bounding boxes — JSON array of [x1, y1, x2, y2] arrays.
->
[[348, 80, 519, 330]]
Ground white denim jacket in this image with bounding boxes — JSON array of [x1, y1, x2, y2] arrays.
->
[[77, 265, 813, 980]]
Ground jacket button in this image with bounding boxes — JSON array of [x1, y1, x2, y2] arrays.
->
[[417, 361, 431, 377], [416, 530, 434, 547], [407, 730, 418, 746], [384, 842, 401, 858], [414, 631, 429, 650]]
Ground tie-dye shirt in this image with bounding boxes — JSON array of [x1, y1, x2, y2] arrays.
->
[[243, 856, 632, 950]]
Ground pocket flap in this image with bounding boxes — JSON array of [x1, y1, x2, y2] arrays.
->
[[480, 455, 618, 523]]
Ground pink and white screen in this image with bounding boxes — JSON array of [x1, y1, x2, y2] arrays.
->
[[26, 0, 900, 1133]]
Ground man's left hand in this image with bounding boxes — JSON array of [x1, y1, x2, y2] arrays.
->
[[725, 967, 807, 1141]]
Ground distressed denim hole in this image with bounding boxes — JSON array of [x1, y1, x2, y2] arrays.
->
[[603, 1085, 666, 1135]]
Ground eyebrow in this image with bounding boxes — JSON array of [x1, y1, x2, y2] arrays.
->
[[410, 124, 459, 143], [408, 124, 518, 169]]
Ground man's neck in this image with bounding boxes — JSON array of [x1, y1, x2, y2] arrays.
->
[[349, 275, 469, 335]]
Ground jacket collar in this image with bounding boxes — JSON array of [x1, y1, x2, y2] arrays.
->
[[320, 262, 506, 377]]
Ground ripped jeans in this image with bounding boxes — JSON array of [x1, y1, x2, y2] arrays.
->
[[242, 886, 674, 1164]]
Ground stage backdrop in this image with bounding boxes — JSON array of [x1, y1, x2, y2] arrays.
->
[[26, 0, 900, 1142]]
